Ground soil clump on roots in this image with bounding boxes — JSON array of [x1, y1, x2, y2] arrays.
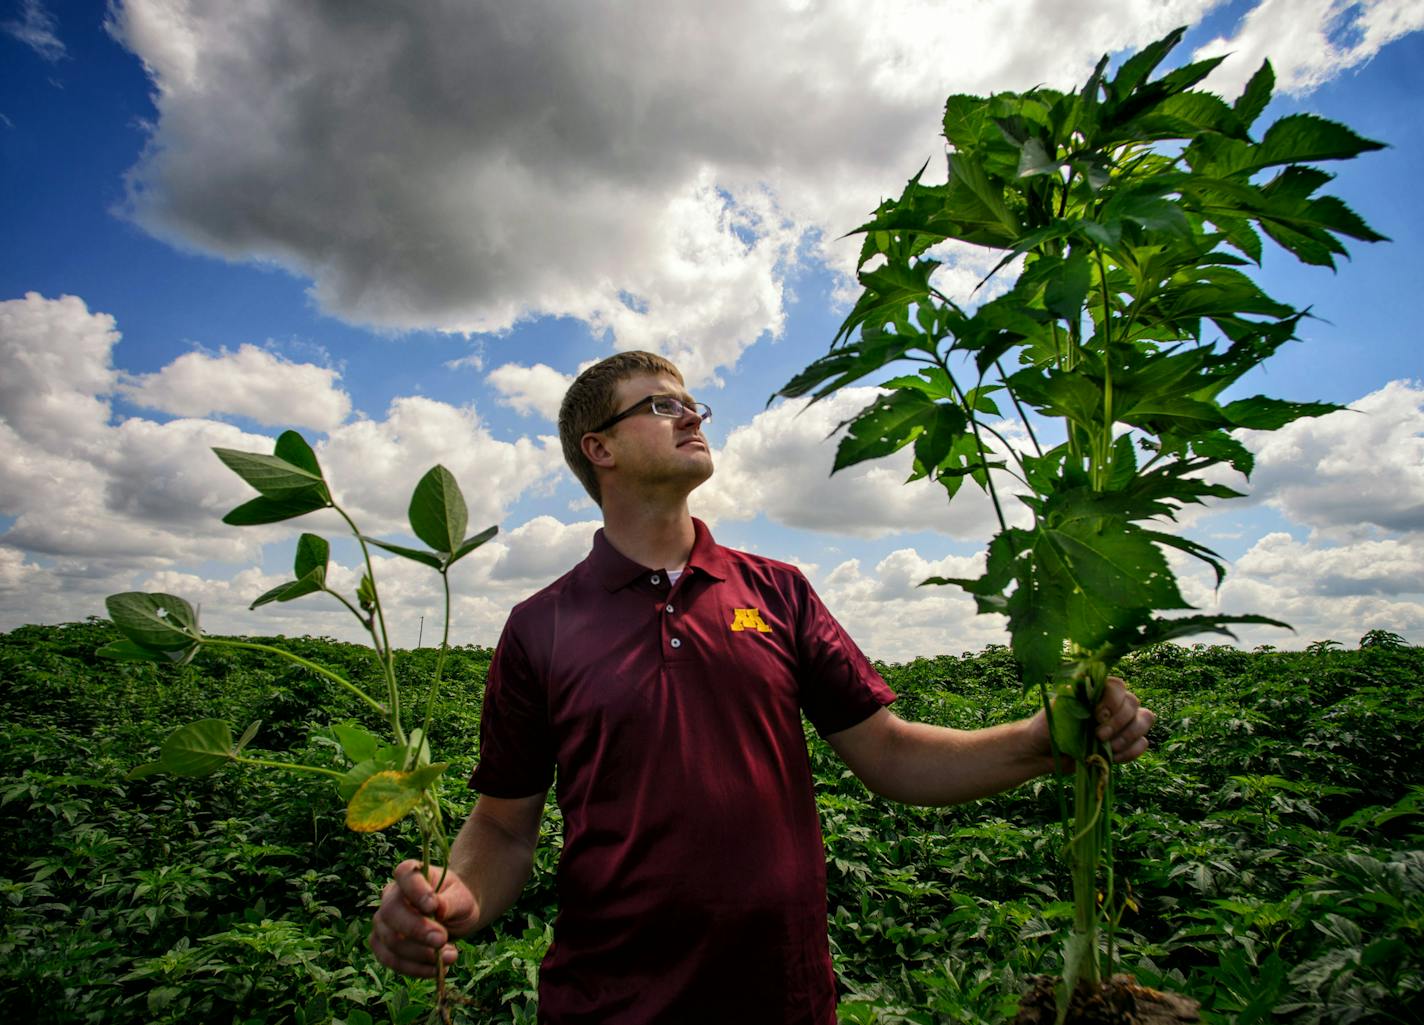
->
[[1014, 974, 1200, 1025]]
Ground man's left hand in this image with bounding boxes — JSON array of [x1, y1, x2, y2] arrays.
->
[[1092, 676, 1155, 763]]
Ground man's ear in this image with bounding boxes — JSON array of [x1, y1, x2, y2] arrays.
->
[[581, 432, 615, 470]]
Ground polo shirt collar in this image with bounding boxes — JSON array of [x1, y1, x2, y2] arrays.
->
[[589, 517, 729, 592]]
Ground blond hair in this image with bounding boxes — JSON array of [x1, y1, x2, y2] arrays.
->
[[558, 351, 684, 505]]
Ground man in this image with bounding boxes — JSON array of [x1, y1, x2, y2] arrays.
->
[[370, 351, 1154, 1023]]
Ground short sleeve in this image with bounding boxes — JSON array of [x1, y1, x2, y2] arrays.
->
[[469, 621, 556, 798], [793, 573, 896, 736]]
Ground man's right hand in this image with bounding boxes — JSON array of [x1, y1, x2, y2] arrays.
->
[[370, 859, 479, 978]]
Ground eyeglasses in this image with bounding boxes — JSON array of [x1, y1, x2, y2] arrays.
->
[[592, 394, 712, 433]]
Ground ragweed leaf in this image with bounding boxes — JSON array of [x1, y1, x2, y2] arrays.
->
[[346, 764, 448, 832]]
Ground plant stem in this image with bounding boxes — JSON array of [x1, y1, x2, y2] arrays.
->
[[420, 570, 453, 743], [204, 639, 385, 715], [233, 755, 345, 780], [333, 503, 405, 745]]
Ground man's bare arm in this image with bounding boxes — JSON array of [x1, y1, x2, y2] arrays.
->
[[827, 677, 1152, 806], [369, 790, 546, 978]]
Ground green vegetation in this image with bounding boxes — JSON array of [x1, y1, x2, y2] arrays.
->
[[3, 621, 1419, 1023], [97, 431, 497, 1018], [775, 29, 1385, 1005]]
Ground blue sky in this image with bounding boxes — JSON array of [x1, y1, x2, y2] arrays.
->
[[3, 0, 1421, 658]]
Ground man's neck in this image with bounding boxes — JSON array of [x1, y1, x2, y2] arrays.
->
[[599, 496, 697, 572]]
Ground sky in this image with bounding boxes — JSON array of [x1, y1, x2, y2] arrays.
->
[[2, 0, 1421, 661]]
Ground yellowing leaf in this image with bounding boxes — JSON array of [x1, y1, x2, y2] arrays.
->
[[345, 763, 447, 833]]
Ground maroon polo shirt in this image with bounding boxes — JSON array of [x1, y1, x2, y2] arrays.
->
[[470, 518, 895, 1024]]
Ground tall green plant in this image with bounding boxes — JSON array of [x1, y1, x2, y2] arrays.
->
[[775, 28, 1384, 1013], [100, 430, 495, 1017]]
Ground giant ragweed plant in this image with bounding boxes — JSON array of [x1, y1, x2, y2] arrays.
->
[[776, 28, 1385, 1017]]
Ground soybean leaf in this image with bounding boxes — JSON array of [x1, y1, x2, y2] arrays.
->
[[449, 525, 499, 567], [97, 639, 171, 663], [346, 764, 448, 833], [127, 719, 235, 780], [273, 430, 325, 479], [235, 720, 262, 753], [337, 744, 405, 801], [409, 465, 467, 555], [223, 489, 330, 526], [331, 723, 382, 765], [362, 536, 444, 570], [106, 592, 200, 652], [294, 533, 329, 580], [213, 448, 327, 498], [249, 568, 325, 610]]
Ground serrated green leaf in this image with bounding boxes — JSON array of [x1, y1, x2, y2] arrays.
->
[[1223, 396, 1342, 430], [346, 763, 448, 833], [1234, 60, 1274, 128], [222, 489, 330, 526], [1044, 251, 1091, 321], [1255, 113, 1386, 170], [832, 390, 935, 473], [408, 465, 468, 555], [106, 593, 201, 652], [362, 536, 444, 570]]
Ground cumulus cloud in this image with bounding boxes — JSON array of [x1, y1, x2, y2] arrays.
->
[[119, 343, 352, 430], [487, 363, 574, 422], [1195, 0, 1424, 96], [107, 0, 1255, 382], [694, 389, 1027, 540], [3, 0, 65, 62], [0, 293, 568, 632], [1242, 379, 1424, 537], [810, 548, 1009, 662]]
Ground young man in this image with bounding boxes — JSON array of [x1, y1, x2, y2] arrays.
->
[[369, 352, 1154, 1023]]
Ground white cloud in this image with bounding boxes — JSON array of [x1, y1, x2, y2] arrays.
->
[[0, 292, 118, 451], [1195, 0, 1424, 96], [3, 0, 65, 62], [487, 363, 573, 422], [119, 343, 352, 431], [694, 389, 1026, 540], [1243, 379, 1424, 537], [107, 0, 1258, 382], [484, 516, 600, 584], [811, 548, 1009, 663], [0, 293, 570, 632]]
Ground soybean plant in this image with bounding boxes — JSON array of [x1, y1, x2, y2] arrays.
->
[[101, 430, 494, 1020], [776, 28, 1384, 1020]]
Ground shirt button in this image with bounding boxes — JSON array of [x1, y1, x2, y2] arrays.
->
[[650, 574, 661, 585], [670, 638, 682, 649], [665, 604, 675, 614]]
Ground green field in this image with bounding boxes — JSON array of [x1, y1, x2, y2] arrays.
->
[[2, 621, 1420, 1024]]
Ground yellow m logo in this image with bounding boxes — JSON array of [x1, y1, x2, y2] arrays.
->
[[729, 608, 773, 633]]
